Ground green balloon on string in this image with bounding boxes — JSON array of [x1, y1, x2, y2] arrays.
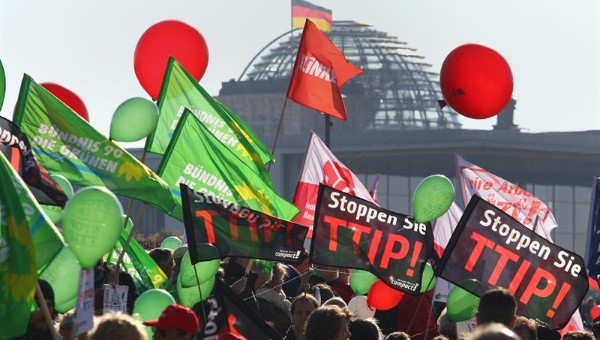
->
[[446, 285, 481, 322], [160, 236, 182, 250], [413, 174, 454, 223], [349, 269, 379, 295], [133, 289, 176, 338], [39, 246, 82, 313], [62, 186, 123, 268], [179, 248, 220, 287], [41, 174, 74, 223], [110, 97, 159, 142], [177, 275, 214, 308], [0, 59, 5, 111], [419, 263, 437, 293]]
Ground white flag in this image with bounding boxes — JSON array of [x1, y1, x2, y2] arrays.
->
[[292, 132, 375, 234], [455, 155, 558, 238]]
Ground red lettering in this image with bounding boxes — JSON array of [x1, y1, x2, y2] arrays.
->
[[465, 231, 496, 271], [489, 244, 520, 285], [520, 267, 557, 304], [229, 215, 239, 241], [348, 222, 372, 255], [380, 234, 409, 269], [195, 211, 215, 243], [508, 259, 531, 294], [324, 215, 347, 251]]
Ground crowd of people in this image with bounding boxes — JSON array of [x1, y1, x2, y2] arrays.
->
[[16, 244, 600, 340]]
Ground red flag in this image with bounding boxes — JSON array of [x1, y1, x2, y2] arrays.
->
[[292, 132, 375, 235], [286, 20, 363, 120]]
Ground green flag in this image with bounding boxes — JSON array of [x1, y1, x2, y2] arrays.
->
[[145, 57, 274, 170], [0, 152, 40, 338], [158, 109, 299, 221], [13, 74, 178, 218]]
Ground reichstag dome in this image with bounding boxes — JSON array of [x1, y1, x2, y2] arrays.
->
[[218, 20, 461, 136]]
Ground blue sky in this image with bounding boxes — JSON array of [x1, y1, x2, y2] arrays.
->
[[1, 0, 598, 147]]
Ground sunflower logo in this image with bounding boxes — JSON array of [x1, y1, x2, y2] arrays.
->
[[0, 216, 37, 303], [234, 182, 274, 215], [117, 161, 145, 182]]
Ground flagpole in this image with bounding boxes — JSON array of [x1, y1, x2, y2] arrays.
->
[[36, 282, 60, 340], [267, 97, 289, 172], [325, 114, 332, 147]]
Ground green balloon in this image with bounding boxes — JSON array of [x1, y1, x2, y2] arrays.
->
[[419, 263, 437, 293], [413, 174, 454, 223], [40, 174, 74, 223], [179, 248, 220, 287], [50, 174, 74, 198], [446, 285, 481, 322], [0, 59, 5, 111], [62, 186, 123, 268], [177, 275, 214, 308], [110, 97, 159, 142], [133, 289, 176, 338], [349, 269, 379, 295], [161, 236, 182, 250], [39, 246, 82, 313]]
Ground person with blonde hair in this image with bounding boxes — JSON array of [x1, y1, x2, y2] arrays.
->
[[89, 312, 147, 340]]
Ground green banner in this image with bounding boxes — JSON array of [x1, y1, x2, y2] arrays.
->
[[158, 109, 299, 221], [145, 57, 274, 171], [13, 74, 178, 218], [0, 152, 45, 338]]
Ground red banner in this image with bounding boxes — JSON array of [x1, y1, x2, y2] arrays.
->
[[437, 195, 588, 329]]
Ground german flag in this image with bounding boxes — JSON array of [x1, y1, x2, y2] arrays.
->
[[292, 0, 332, 32]]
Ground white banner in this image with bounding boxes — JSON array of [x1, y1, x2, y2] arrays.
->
[[73, 268, 95, 337]]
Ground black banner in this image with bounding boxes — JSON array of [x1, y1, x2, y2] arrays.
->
[[437, 195, 588, 329], [0, 116, 67, 206], [311, 184, 435, 294], [181, 184, 308, 265]]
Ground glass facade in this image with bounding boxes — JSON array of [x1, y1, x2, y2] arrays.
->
[[355, 173, 592, 258]]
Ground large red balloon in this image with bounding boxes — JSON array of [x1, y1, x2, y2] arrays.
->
[[367, 280, 404, 311], [440, 44, 513, 120], [591, 305, 600, 321], [134, 20, 209, 99], [41, 83, 89, 121]]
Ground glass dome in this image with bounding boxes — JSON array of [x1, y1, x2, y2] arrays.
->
[[239, 21, 461, 130]]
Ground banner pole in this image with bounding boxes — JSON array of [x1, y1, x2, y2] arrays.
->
[[267, 97, 289, 172], [36, 282, 60, 340], [192, 265, 208, 325]]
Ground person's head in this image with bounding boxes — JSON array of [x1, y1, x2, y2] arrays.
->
[[90, 312, 147, 340], [254, 269, 273, 291], [310, 283, 337, 304], [305, 305, 352, 340], [563, 330, 596, 340], [466, 322, 520, 340], [476, 287, 517, 328], [592, 319, 600, 339], [58, 312, 75, 340], [511, 316, 537, 340], [291, 293, 319, 336], [323, 297, 348, 309], [149, 248, 175, 279], [437, 307, 457, 339], [28, 279, 57, 333], [265, 262, 287, 292], [385, 332, 411, 340], [348, 318, 383, 340], [143, 304, 200, 340], [431, 336, 450, 340]]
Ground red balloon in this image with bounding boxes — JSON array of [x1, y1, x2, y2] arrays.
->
[[440, 44, 513, 120], [41, 83, 89, 121], [591, 305, 600, 321], [367, 280, 404, 311], [134, 20, 209, 99]]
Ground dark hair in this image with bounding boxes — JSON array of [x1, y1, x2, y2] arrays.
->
[[592, 319, 600, 337], [563, 330, 596, 340], [477, 287, 516, 326], [310, 283, 337, 304], [385, 332, 412, 340], [148, 248, 173, 265], [38, 279, 55, 304], [512, 316, 537, 340], [305, 306, 352, 340], [349, 318, 383, 340]]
